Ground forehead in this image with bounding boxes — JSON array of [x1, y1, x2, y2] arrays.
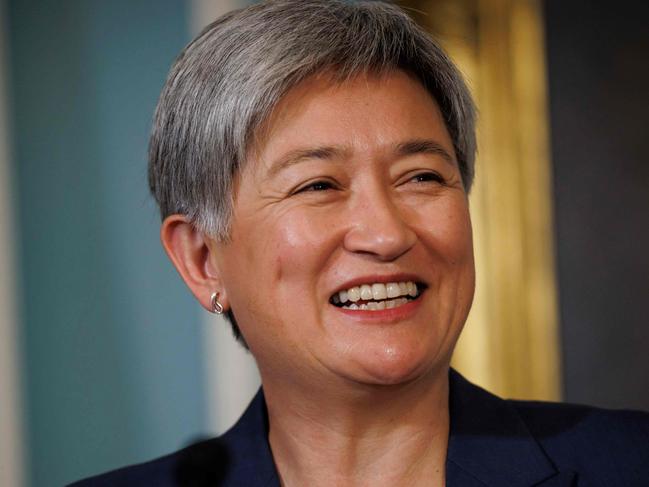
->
[[246, 69, 452, 172]]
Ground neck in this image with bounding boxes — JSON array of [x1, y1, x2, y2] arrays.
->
[[262, 367, 450, 487]]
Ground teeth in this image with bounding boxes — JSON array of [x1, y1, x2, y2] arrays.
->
[[360, 285, 373, 300], [371, 283, 387, 300], [348, 287, 361, 302], [341, 297, 409, 310], [407, 282, 417, 297], [386, 282, 400, 298], [335, 280, 420, 305]]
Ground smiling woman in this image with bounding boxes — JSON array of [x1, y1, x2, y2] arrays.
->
[[70, 1, 649, 486], [201, 72, 474, 392]]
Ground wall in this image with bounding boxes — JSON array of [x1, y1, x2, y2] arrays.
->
[[545, 0, 649, 410], [7, 1, 208, 485], [0, 0, 24, 484]]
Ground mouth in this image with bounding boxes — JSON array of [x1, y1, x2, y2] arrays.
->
[[329, 280, 425, 311]]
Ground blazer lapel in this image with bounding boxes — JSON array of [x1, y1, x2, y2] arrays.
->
[[533, 471, 577, 486], [220, 388, 281, 487], [446, 370, 576, 487], [446, 459, 576, 486]]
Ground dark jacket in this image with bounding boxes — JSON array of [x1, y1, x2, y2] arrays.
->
[[69, 369, 649, 486]]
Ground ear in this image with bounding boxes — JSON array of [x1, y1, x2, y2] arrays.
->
[[160, 214, 227, 313]]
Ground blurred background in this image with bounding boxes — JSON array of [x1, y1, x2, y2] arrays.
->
[[0, 0, 647, 485]]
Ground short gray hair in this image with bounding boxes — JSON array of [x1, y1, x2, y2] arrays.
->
[[148, 0, 477, 345]]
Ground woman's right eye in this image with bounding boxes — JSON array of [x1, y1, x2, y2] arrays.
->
[[295, 180, 335, 193]]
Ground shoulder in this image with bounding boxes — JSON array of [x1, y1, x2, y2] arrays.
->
[[510, 398, 649, 448], [67, 437, 229, 487], [68, 389, 277, 487], [510, 398, 649, 480], [448, 369, 649, 485]]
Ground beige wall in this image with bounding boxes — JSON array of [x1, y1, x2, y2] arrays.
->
[[0, 1, 25, 485], [406, 0, 560, 401]]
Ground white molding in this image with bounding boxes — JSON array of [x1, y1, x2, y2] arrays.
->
[[0, 2, 25, 485], [188, 0, 261, 435], [190, 0, 243, 34], [200, 314, 260, 434]]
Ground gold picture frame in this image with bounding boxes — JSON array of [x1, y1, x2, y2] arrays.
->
[[404, 0, 561, 400]]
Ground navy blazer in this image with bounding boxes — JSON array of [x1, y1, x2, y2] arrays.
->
[[70, 370, 649, 486]]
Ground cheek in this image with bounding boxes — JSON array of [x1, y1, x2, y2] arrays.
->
[[448, 208, 474, 265], [261, 210, 341, 290], [238, 212, 340, 351], [441, 200, 475, 311], [420, 197, 474, 264]]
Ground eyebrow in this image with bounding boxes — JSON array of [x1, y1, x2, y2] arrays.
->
[[266, 146, 346, 177], [394, 139, 456, 166], [267, 138, 456, 177]]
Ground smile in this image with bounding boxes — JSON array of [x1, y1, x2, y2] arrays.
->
[[330, 281, 423, 310]]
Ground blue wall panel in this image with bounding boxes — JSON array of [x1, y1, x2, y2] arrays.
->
[[7, 1, 208, 485]]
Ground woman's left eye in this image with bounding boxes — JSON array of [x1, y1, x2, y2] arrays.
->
[[410, 171, 445, 184]]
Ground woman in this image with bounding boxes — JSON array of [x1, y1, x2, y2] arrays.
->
[[72, 1, 649, 486]]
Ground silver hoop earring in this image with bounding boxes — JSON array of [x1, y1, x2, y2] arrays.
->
[[210, 292, 224, 315]]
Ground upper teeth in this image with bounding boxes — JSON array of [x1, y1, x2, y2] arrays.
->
[[333, 281, 419, 304]]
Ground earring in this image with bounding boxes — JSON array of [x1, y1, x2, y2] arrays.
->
[[210, 292, 224, 314]]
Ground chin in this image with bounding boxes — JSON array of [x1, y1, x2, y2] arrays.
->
[[349, 343, 438, 387]]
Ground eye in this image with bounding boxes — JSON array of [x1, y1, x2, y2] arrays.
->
[[294, 180, 336, 194], [410, 171, 446, 184]]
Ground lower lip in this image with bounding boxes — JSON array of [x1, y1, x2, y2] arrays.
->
[[332, 296, 423, 323]]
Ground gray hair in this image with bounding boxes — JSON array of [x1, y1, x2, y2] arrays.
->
[[148, 0, 477, 345]]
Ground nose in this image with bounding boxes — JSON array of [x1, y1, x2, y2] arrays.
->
[[343, 185, 416, 261]]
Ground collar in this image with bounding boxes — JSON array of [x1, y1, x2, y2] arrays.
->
[[223, 369, 575, 486]]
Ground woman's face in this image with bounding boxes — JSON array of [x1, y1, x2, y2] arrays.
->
[[210, 70, 475, 388]]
